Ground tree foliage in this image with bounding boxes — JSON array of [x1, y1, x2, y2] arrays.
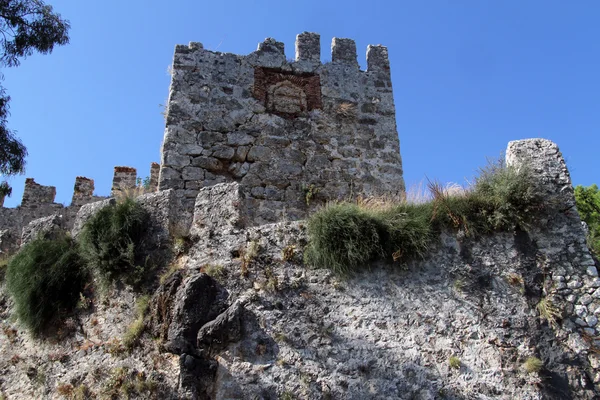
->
[[575, 184, 600, 255], [0, 0, 69, 195]]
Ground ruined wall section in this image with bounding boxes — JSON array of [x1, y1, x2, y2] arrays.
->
[[159, 32, 404, 225], [0, 162, 158, 254]]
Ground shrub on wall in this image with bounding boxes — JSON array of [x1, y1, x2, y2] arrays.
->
[[5, 235, 87, 335], [78, 197, 150, 286], [305, 160, 545, 273], [574, 184, 600, 255], [304, 203, 386, 274]]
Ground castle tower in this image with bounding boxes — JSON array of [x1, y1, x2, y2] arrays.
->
[[159, 32, 404, 225]]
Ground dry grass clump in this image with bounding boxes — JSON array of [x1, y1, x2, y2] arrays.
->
[[335, 102, 357, 119], [536, 297, 561, 327], [523, 356, 543, 373], [122, 295, 150, 351], [449, 356, 461, 369]]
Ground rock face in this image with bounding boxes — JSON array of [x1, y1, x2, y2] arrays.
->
[[20, 214, 64, 245], [159, 32, 405, 226], [71, 198, 116, 238]]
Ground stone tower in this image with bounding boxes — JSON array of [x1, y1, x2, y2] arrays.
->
[[159, 32, 404, 225]]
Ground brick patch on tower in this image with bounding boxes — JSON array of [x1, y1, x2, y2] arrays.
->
[[253, 67, 322, 118]]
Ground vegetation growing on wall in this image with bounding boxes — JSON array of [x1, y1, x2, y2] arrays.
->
[[5, 234, 86, 335], [305, 161, 545, 273], [5, 197, 154, 335], [78, 197, 150, 286], [574, 184, 600, 255]]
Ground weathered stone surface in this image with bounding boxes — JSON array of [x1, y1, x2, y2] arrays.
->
[[190, 182, 245, 238], [149, 269, 184, 342], [0, 228, 17, 255], [163, 272, 227, 354], [178, 353, 217, 400], [197, 300, 244, 353], [110, 166, 137, 197], [135, 189, 176, 248], [21, 178, 56, 207], [21, 214, 64, 245], [71, 198, 116, 238]]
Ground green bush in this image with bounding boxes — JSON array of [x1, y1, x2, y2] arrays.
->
[[78, 198, 149, 286], [574, 184, 600, 255], [469, 161, 542, 231], [378, 202, 433, 262], [5, 235, 86, 335], [305, 160, 545, 273], [304, 203, 386, 274]]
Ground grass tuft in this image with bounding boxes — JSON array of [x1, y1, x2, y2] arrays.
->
[[536, 297, 561, 327], [5, 235, 87, 335], [449, 356, 461, 369], [304, 203, 387, 274], [523, 356, 543, 373], [122, 294, 150, 351], [103, 367, 157, 398]]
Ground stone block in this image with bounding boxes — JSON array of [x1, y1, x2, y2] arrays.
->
[[212, 146, 235, 160], [192, 156, 223, 172], [246, 146, 271, 162], [71, 198, 116, 238], [295, 32, 320, 62], [21, 214, 64, 246], [190, 182, 246, 238], [182, 166, 205, 181], [331, 38, 358, 67]]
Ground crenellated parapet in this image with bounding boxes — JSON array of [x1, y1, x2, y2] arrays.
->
[[0, 162, 159, 254], [111, 166, 137, 196], [149, 162, 160, 192], [21, 178, 57, 208], [72, 176, 95, 207], [160, 32, 404, 226]]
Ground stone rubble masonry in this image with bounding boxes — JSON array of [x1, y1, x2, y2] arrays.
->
[[506, 139, 600, 386], [71, 176, 95, 207], [21, 178, 56, 208], [111, 166, 137, 196], [159, 32, 405, 226]]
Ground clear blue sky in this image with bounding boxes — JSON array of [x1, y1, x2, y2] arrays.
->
[[2, 0, 599, 207]]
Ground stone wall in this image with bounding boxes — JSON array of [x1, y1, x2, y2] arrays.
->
[[0, 161, 160, 255], [168, 138, 600, 398], [159, 32, 405, 226]]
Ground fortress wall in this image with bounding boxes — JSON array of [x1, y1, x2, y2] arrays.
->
[[159, 32, 405, 226], [178, 138, 600, 398]]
